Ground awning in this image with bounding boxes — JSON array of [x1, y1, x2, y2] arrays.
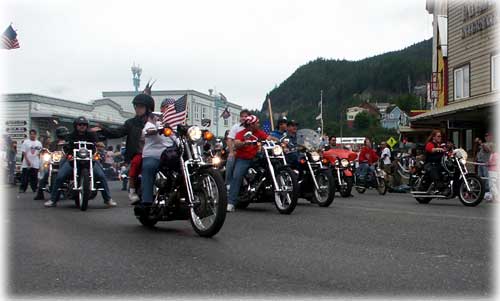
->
[[410, 92, 498, 122]]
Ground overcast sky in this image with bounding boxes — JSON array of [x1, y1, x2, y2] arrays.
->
[[1, 0, 432, 110]]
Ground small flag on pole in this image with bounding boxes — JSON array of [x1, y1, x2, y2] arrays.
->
[[2, 24, 20, 50], [220, 107, 231, 119], [262, 120, 272, 134], [162, 95, 188, 129]]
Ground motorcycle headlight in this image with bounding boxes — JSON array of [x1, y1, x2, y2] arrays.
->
[[459, 158, 466, 165], [341, 158, 349, 168], [51, 152, 63, 163], [273, 145, 283, 156], [187, 126, 202, 142], [42, 153, 51, 162], [212, 156, 221, 166], [453, 148, 468, 161], [77, 148, 89, 159], [310, 151, 320, 162]]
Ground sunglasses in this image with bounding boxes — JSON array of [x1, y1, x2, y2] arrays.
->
[[77, 123, 88, 126]]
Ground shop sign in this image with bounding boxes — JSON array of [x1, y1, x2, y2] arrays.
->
[[5, 120, 27, 126], [6, 127, 27, 133], [448, 120, 477, 129]]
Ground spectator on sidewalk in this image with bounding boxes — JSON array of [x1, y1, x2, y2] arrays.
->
[[19, 130, 42, 193]]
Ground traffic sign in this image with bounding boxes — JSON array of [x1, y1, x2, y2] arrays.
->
[[5, 120, 27, 126], [6, 127, 27, 133], [386, 136, 398, 149]]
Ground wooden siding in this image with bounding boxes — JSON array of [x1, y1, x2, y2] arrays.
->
[[448, 0, 498, 102]]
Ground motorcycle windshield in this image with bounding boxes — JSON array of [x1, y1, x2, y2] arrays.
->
[[296, 129, 322, 152]]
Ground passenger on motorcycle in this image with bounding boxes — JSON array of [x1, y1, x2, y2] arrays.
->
[[139, 100, 178, 207], [424, 129, 446, 191], [34, 126, 69, 200], [227, 115, 277, 212], [95, 93, 153, 204], [284, 120, 300, 169], [357, 138, 379, 182], [225, 109, 251, 189], [270, 118, 288, 140], [44, 117, 116, 207]]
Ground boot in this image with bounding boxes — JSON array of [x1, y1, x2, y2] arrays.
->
[[33, 189, 45, 200]]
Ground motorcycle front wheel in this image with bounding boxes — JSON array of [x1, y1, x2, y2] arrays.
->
[[376, 177, 387, 195], [79, 168, 91, 211], [312, 170, 335, 207], [458, 174, 485, 207], [189, 168, 227, 237], [340, 176, 353, 198], [273, 166, 298, 214]]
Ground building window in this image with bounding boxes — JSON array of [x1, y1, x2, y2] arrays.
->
[[202, 106, 208, 119], [454, 65, 470, 100], [492, 54, 499, 91], [224, 119, 229, 126], [232, 115, 237, 125], [194, 104, 200, 120]]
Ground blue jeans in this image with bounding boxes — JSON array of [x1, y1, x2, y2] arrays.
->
[[50, 160, 111, 203], [141, 157, 160, 204], [357, 162, 374, 182], [225, 154, 236, 186], [228, 159, 252, 205], [478, 164, 489, 191]]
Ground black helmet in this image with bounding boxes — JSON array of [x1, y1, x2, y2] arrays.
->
[[132, 93, 155, 112], [55, 126, 69, 139], [73, 116, 89, 129]]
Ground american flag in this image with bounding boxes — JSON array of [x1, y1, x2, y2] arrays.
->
[[220, 107, 231, 119], [262, 120, 271, 134], [162, 95, 188, 129], [2, 25, 20, 50]]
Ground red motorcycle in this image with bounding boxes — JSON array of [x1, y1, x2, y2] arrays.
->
[[323, 149, 357, 197]]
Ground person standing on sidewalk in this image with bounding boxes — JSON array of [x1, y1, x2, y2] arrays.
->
[[7, 140, 17, 185], [477, 132, 493, 191], [19, 130, 42, 193]]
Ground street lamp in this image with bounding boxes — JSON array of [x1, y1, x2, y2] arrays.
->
[[131, 63, 142, 93]]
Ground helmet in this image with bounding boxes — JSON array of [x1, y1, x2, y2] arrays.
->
[[73, 116, 89, 129], [242, 115, 259, 126], [132, 93, 155, 112], [55, 126, 69, 139]]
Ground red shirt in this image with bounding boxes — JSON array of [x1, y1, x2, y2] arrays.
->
[[235, 129, 268, 160], [358, 147, 379, 164], [425, 142, 436, 154]]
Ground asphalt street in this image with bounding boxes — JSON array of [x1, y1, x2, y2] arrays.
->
[[6, 181, 493, 298]]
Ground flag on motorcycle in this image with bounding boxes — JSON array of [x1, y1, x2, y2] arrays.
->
[[162, 95, 187, 129], [2, 24, 20, 49], [262, 120, 271, 134], [220, 107, 231, 119]]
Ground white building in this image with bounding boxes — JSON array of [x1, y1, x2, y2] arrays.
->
[[102, 89, 242, 137], [346, 106, 368, 122]]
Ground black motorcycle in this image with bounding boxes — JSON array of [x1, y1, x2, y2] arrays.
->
[[354, 161, 388, 195], [65, 141, 105, 211], [410, 148, 485, 207], [39, 147, 74, 200], [134, 124, 227, 237], [235, 132, 299, 214], [293, 129, 335, 207]]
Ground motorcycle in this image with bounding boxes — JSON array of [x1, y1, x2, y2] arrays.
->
[[354, 161, 388, 195], [323, 148, 357, 197], [134, 124, 227, 237], [293, 129, 335, 207], [67, 141, 105, 211], [410, 148, 485, 206], [235, 132, 299, 214], [39, 148, 74, 200]]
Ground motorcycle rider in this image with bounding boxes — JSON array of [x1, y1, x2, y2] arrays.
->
[[424, 129, 446, 192], [44, 117, 116, 207], [94, 93, 153, 203], [357, 138, 379, 184], [284, 120, 300, 169], [225, 109, 251, 189], [270, 118, 288, 140], [227, 115, 277, 212], [34, 126, 69, 200]]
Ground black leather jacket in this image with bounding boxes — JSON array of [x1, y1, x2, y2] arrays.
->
[[99, 116, 146, 163]]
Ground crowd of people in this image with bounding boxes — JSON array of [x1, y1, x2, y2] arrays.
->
[[2, 91, 498, 208]]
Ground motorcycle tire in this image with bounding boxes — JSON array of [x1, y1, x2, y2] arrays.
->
[[340, 177, 353, 198], [458, 174, 485, 207], [235, 202, 250, 209], [134, 206, 158, 228], [79, 168, 91, 211], [312, 170, 335, 207], [189, 168, 227, 237], [273, 166, 298, 214], [355, 186, 366, 194], [416, 197, 431, 204]]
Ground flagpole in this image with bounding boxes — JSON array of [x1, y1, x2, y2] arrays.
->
[[268, 96, 274, 131], [320, 90, 324, 137]]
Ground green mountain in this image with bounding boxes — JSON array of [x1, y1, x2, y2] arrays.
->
[[260, 38, 432, 132]]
